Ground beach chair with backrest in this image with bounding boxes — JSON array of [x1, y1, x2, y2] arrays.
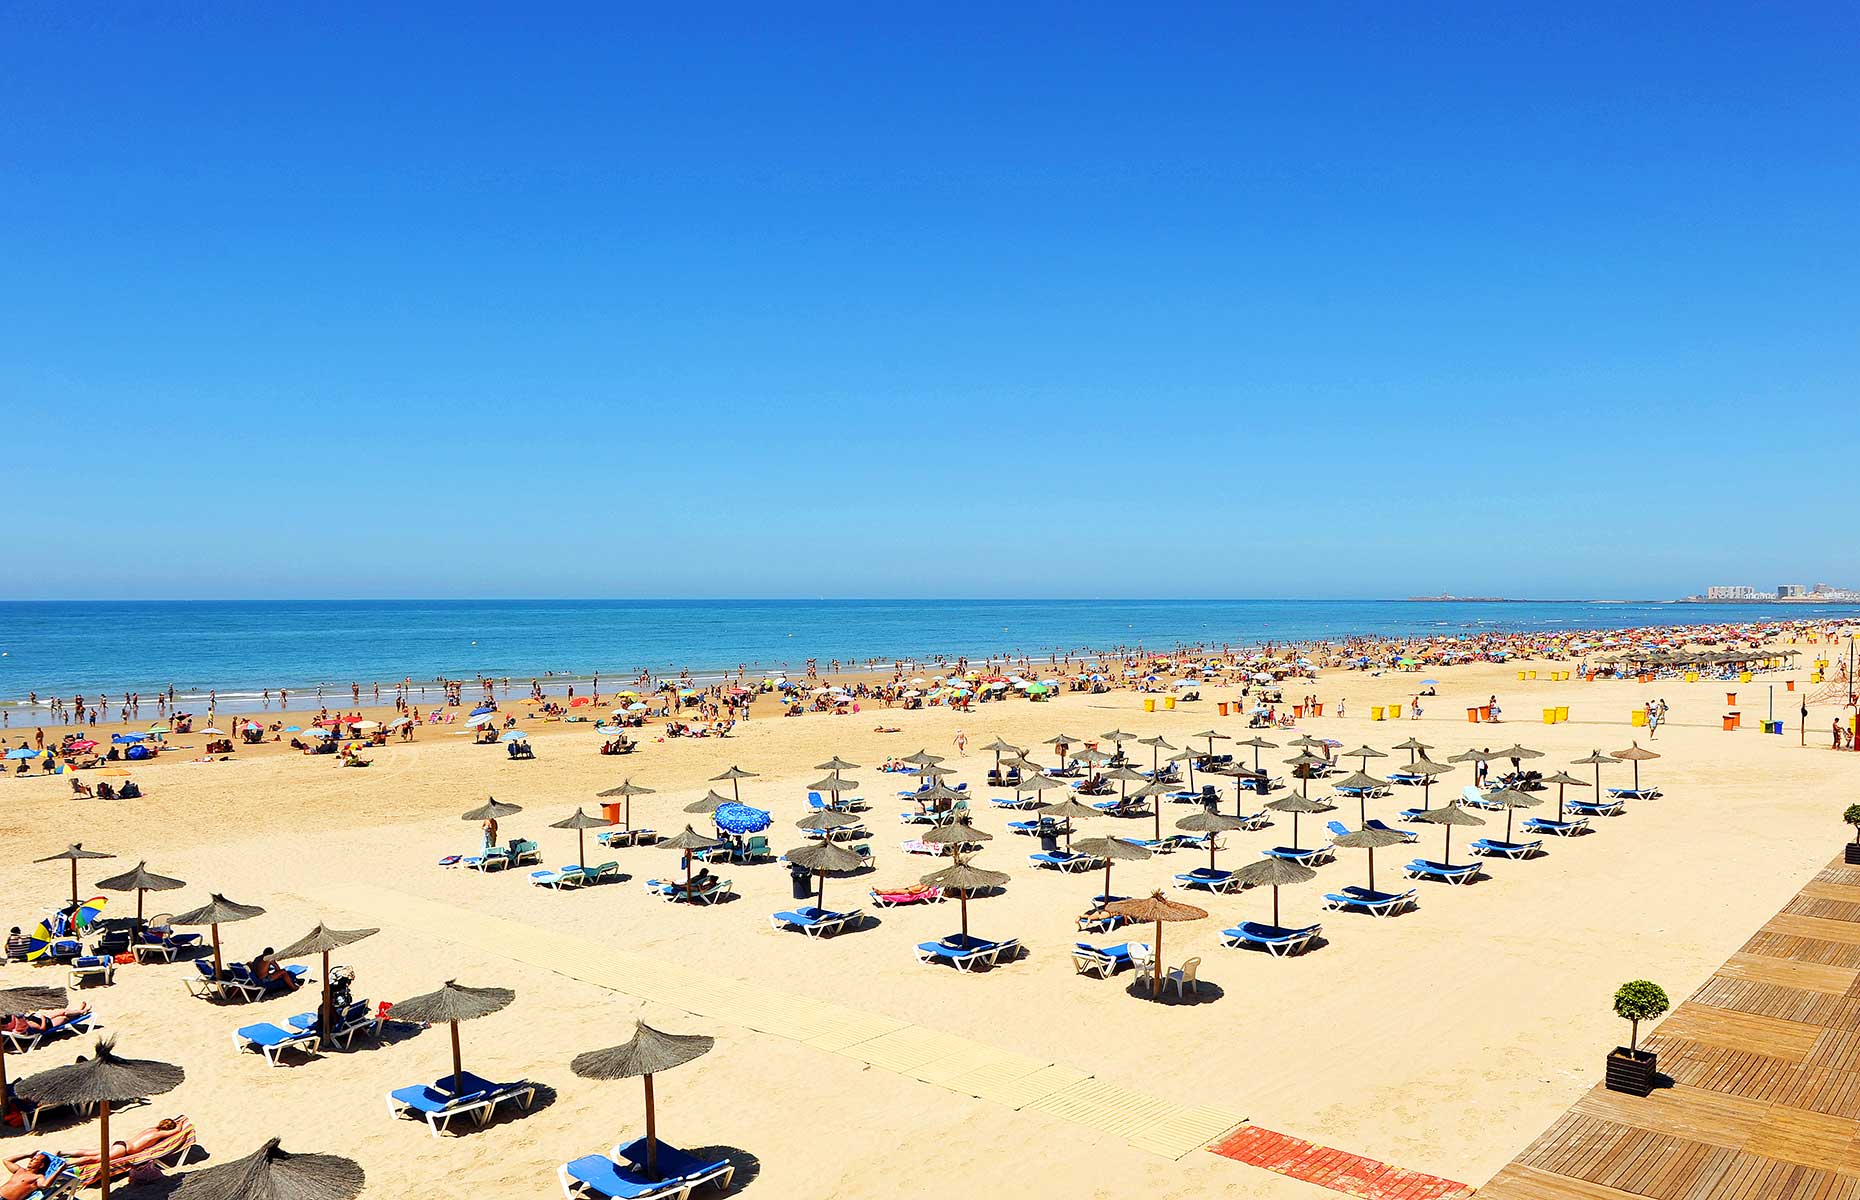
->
[[1364, 819, 1418, 843], [1323, 885, 1418, 918], [1220, 921, 1322, 957], [232, 1020, 321, 1066], [1470, 837, 1544, 860], [1403, 858, 1484, 885], [1522, 815, 1589, 837], [1167, 956, 1201, 997], [1173, 866, 1241, 893]]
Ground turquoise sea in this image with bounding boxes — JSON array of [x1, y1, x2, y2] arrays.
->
[[1, 598, 1853, 716]]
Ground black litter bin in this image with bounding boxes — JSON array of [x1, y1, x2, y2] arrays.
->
[[789, 864, 814, 900], [1039, 832, 1059, 853]]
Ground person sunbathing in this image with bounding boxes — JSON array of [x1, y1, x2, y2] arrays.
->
[[247, 949, 300, 992], [3, 1003, 91, 1037], [1, 1152, 55, 1200], [69, 778, 93, 798], [53, 1116, 184, 1168]]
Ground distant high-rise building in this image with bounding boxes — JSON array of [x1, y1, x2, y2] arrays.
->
[[1707, 585, 1761, 600], [1778, 584, 1807, 598]]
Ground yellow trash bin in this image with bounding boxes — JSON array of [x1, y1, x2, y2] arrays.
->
[[1371, 706, 1385, 721], [1543, 708, 1556, 724], [1684, 671, 1698, 682], [1739, 671, 1752, 684], [1556, 705, 1569, 722], [1528, 670, 1538, 680], [1631, 708, 1648, 727], [1143, 697, 1155, 713], [1517, 670, 1526, 681], [1163, 696, 1176, 711], [1389, 704, 1402, 719], [1813, 672, 1824, 684]]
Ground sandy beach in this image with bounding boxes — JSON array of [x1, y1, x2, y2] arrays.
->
[[4, 651, 1859, 1198]]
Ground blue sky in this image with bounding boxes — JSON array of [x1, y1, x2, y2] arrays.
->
[[4, 4, 1857, 599]]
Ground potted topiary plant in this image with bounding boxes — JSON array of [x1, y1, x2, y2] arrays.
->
[[1844, 804, 1860, 864], [1606, 979, 1668, 1095]]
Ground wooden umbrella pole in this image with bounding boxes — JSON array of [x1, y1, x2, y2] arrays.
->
[[1153, 920, 1163, 997], [211, 924, 223, 978], [69, 862, 79, 917], [321, 950, 333, 1035], [449, 1022, 464, 1095], [98, 1098, 112, 1200], [643, 1073, 659, 1178]]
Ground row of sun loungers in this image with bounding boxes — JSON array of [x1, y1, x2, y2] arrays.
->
[[186, 960, 309, 1003], [233, 999, 382, 1065], [642, 878, 733, 904]]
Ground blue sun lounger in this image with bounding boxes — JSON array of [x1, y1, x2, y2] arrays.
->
[[1403, 858, 1484, 885], [531, 865, 590, 889], [1173, 866, 1242, 893], [232, 1020, 321, 1066], [1263, 844, 1333, 866], [1323, 885, 1418, 917], [1398, 807, 1429, 822], [1522, 815, 1589, 836], [23, 1153, 76, 1200], [217, 962, 310, 1003], [1565, 797, 1626, 817], [1364, 819, 1418, 843], [1608, 786, 1662, 800], [1007, 818, 1068, 837], [768, 906, 863, 937], [1221, 921, 1322, 956], [0, 1008, 93, 1054], [1029, 850, 1101, 872], [990, 795, 1039, 810], [288, 1000, 378, 1048], [386, 1071, 535, 1136], [1470, 838, 1544, 860], [914, 934, 1014, 971], [615, 1138, 736, 1191], [1070, 941, 1151, 977], [557, 1152, 693, 1199]]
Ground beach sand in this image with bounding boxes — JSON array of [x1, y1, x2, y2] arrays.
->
[[2, 657, 1857, 1197]]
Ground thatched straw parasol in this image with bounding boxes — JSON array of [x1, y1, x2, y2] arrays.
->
[[1481, 787, 1542, 843], [1341, 745, 1387, 772], [1572, 749, 1616, 799], [786, 840, 864, 911], [1283, 752, 1328, 797], [1103, 891, 1206, 998], [1101, 729, 1136, 746], [709, 765, 758, 804], [797, 809, 860, 832], [172, 1137, 364, 1200], [16, 1037, 184, 1200], [921, 820, 992, 847], [1191, 729, 1230, 757], [1402, 757, 1453, 806], [1236, 735, 1278, 773], [34, 844, 114, 916], [1329, 771, 1388, 823], [816, 755, 861, 772], [1137, 734, 1175, 776], [172, 893, 266, 979], [94, 861, 185, 933], [1330, 826, 1411, 893], [683, 790, 735, 815], [659, 826, 723, 896], [1233, 856, 1318, 928], [1044, 734, 1080, 771], [550, 807, 615, 869], [1130, 779, 1176, 841], [1071, 836, 1150, 903], [570, 1021, 715, 1181], [595, 780, 654, 831], [1540, 770, 1589, 822], [460, 796, 522, 821], [1264, 794, 1328, 850], [389, 981, 515, 1097], [918, 854, 1009, 939], [1611, 742, 1661, 793], [1416, 805, 1485, 862], [1175, 808, 1246, 871], [274, 922, 379, 1038], [1036, 797, 1100, 851]]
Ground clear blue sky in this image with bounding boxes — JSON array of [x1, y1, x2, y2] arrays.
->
[[4, 4, 1857, 600]]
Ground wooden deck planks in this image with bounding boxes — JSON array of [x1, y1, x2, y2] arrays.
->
[[1482, 853, 1860, 1199]]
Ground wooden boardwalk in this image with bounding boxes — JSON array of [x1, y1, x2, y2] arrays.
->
[[1481, 853, 1860, 1199]]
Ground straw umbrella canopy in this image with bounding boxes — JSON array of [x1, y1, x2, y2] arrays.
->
[[806, 775, 859, 798], [1403, 757, 1453, 807], [1103, 764, 1148, 804], [1236, 735, 1278, 772], [1572, 749, 1616, 798], [1233, 856, 1318, 929], [1101, 729, 1136, 747], [918, 854, 1009, 939], [815, 755, 861, 772], [1540, 770, 1589, 822], [1330, 826, 1411, 893], [1043, 734, 1080, 770], [1341, 745, 1387, 772], [0, 984, 65, 1121], [94, 861, 185, 933], [171, 1137, 364, 1200], [1496, 744, 1545, 773], [1191, 729, 1230, 757], [550, 807, 615, 869], [571, 1021, 716, 1181], [683, 790, 735, 815], [1416, 806, 1485, 862], [172, 892, 266, 978], [1166, 747, 1202, 791], [1137, 734, 1176, 776], [659, 826, 723, 895], [1102, 891, 1207, 998], [1449, 748, 1494, 790], [1264, 795, 1328, 850], [460, 796, 522, 821], [391, 981, 514, 1098], [1069, 747, 1113, 769], [275, 923, 379, 1037], [1036, 797, 1101, 850], [595, 780, 655, 831], [16, 1037, 184, 1200], [786, 839, 864, 911], [1283, 752, 1328, 797], [1329, 771, 1388, 823], [1014, 771, 1067, 808], [1287, 733, 1326, 752], [1612, 742, 1661, 793], [709, 766, 758, 804], [921, 819, 992, 850], [797, 808, 860, 833], [34, 844, 115, 917], [1482, 788, 1542, 843], [1392, 736, 1430, 763], [1071, 836, 1150, 903], [911, 781, 965, 818], [1175, 808, 1247, 870], [902, 749, 945, 768]]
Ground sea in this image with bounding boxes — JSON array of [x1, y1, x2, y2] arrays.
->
[[1, 598, 1855, 719]]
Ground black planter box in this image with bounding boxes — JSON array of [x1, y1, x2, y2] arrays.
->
[[1845, 843, 1860, 865], [1606, 1047, 1657, 1096]]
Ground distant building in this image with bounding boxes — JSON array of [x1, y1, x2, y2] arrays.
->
[[1778, 584, 1807, 598], [1707, 585, 1761, 600]]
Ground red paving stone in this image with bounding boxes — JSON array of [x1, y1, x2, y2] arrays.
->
[[1209, 1126, 1475, 1200]]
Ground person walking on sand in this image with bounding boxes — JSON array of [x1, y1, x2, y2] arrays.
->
[[954, 728, 967, 757]]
